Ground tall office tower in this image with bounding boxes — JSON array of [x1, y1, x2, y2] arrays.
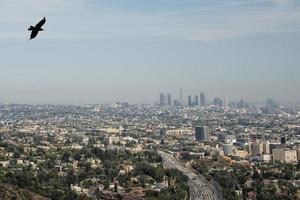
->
[[174, 100, 180, 107], [188, 95, 192, 107], [160, 128, 166, 144], [214, 98, 218, 106], [214, 98, 223, 107], [266, 98, 278, 110], [167, 93, 172, 106], [223, 96, 228, 108], [228, 101, 236, 108], [237, 99, 244, 109], [159, 93, 166, 106], [195, 126, 210, 141], [200, 92, 206, 106], [180, 89, 183, 105], [194, 95, 199, 106]]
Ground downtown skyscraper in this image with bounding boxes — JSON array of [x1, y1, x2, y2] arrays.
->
[[167, 93, 172, 106], [194, 95, 199, 106], [200, 92, 206, 106], [188, 95, 192, 107], [159, 93, 166, 106]]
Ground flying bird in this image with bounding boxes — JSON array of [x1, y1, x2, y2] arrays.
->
[[28, 17, 46, 40]]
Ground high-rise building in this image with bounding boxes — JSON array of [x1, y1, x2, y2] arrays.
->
[[214, 98, 223, 107], [159, 93, 166, 106], [237, 99, 244, 109], [174, 100, 181, 107], [228, 101, 236, 108], [266, 98, 278, 110], [223, 96, 228, 108], [200, 93, 206, 106], [188, 95, 192, 107], [180, 89, 183, 105], [167, 93, 172, 106], [195, 126, 210, 141], [160, 128, 166, 144], [194, 95, 199, 106]]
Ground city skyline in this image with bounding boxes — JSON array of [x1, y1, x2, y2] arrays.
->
[[1, 0, 300, 104], [0, 90, 299, 105], [159, 91, 280, 107]]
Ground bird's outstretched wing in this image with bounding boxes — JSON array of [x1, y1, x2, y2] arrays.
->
[[30, 30, 39, 40], [35, 17, 46, 29]]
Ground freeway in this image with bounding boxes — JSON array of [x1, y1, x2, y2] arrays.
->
[[158, 151, 223, 200]]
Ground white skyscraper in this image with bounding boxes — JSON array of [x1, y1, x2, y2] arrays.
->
[[224, 96, 228, 108]]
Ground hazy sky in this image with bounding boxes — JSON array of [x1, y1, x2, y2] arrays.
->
[[0, 0, 300, 104]]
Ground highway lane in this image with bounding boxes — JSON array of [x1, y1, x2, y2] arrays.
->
[[158, 151, 223, 200]]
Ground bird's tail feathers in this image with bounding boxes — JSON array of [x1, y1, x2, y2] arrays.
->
[[28, 26, 34, 31]]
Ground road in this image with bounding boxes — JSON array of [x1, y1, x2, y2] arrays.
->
[[158, 151, 223, 200]]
